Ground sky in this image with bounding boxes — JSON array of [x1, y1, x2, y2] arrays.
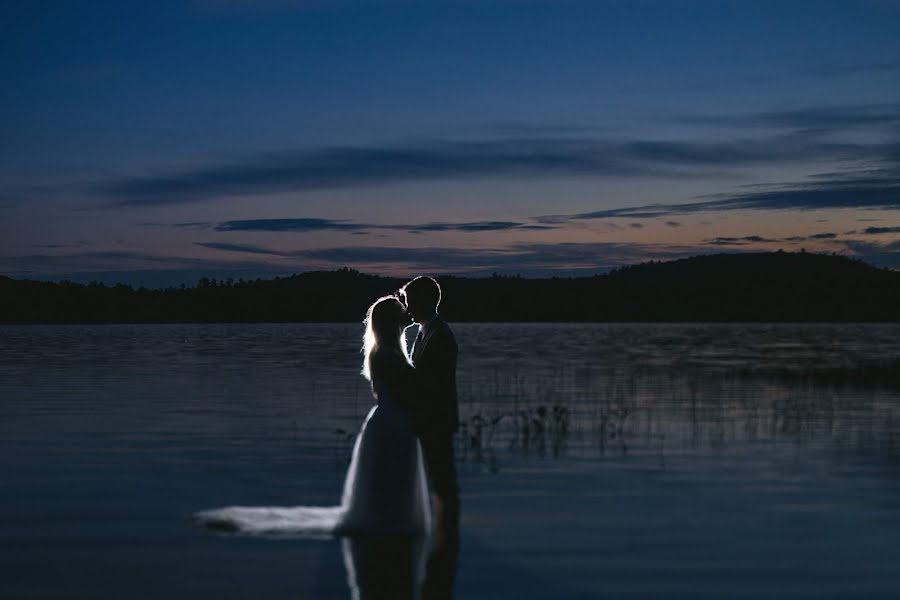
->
[[2, 0, 899, 287]]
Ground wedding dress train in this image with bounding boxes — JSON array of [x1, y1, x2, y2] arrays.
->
[[195, 386, 431, 537]]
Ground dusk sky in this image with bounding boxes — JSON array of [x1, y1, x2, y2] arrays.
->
[[2, 0, 899, 286]]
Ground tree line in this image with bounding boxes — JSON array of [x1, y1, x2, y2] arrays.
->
[[2, 251, 899, 323]]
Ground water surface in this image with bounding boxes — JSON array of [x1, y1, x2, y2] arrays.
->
[[2, 323, 900, 598]]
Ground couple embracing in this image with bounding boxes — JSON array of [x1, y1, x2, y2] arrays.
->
[[197, 276, 459, 544], [340, 275, 460, 539]]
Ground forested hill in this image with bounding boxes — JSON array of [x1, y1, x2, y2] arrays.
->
[[2, 251, 899, 323]]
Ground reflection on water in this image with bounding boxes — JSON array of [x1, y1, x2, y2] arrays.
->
[[2, 323, 900, 599], [341, 535, 429, 600], [341, 520, 458, 600]]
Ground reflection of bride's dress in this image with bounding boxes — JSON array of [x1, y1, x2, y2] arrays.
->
[[195, 376, 431, 537]]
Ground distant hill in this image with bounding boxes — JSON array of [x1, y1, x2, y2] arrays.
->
[[2, 251, 899, 323]]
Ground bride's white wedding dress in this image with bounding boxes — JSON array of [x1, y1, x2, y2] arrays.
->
[[195, 349, 431, 537]]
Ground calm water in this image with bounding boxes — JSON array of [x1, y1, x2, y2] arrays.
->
[[2, 323, 900, 599]]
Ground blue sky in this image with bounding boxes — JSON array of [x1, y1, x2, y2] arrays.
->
[[2, 0, 899, 286]]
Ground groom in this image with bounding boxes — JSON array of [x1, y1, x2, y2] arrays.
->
[[399, 276, 460, 539]]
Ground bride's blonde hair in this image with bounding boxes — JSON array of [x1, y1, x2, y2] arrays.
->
[[362, 295, 411, 381]]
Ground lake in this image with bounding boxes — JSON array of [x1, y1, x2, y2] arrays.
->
[[2, 323, 900, 599]]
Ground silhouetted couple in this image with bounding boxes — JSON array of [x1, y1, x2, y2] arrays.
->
[[338, 276, 460, 598], [197, 276, 460, 598], [340, 276, 460, 538]]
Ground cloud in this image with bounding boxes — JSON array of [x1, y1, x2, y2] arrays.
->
[[541, 166, 900, 223], [862, 226, 900, 234], [195, 242, 287, 256], [214, 218, 366, 232], [409, 221, 554, 232], [30, 242, 90, 249], [702, 178, 900, 212], [811, 62, 900, 78], [99, 138, 640, 205], [96, 127, 895, 206], [139, 221, 214, 229], [212, 217, 553, 233], [841, 239, 900, 253], [705, 235, 778, 246], [705, 238, 747, 246], [830, 238, 900, 269], [703, 233, 849, 246], [195, 239, 730, 275], [7, 242, 668, 281], [0, 249, 279, 278], [682, 102, 900, 131]]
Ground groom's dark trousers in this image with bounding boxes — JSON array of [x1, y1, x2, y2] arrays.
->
[[411, 315, 460, 534], [421, 433, 459, 524]]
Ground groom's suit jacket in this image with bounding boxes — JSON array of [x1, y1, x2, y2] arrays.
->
[[411, 315, 459, 437]]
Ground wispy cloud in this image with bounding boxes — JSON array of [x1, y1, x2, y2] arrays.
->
[[211, 217, 553, 233], [30, 241, 90, 249], [681, 102, 900, 130], [299, 243, 644, 274], [0, 249, 278, 278], [95, 124, 895, 206], [214, 218, 366, 232], [541, 166, 900, 223], [195, 238, 730, 275], [99, 138, 643, 205], [829, 238, 900, 269], [408, 221, 554, 232], [862, 226, 900, 234], [841, 239, 900, 253], [701, 231, 887, 247], [138, 221, 214, 229], [186, 236, 900, 273], [195, 242, 287, 256], [706, 235, 778, 246]]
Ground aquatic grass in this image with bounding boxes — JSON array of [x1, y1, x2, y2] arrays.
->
[[326, 354, 900, 475]]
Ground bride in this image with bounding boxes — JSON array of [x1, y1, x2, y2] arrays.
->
[[195, 294, 431, 536], [338, 294, 431, 534]]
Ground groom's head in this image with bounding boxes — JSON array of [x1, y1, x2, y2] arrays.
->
[[400, 276, 441, 324]]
